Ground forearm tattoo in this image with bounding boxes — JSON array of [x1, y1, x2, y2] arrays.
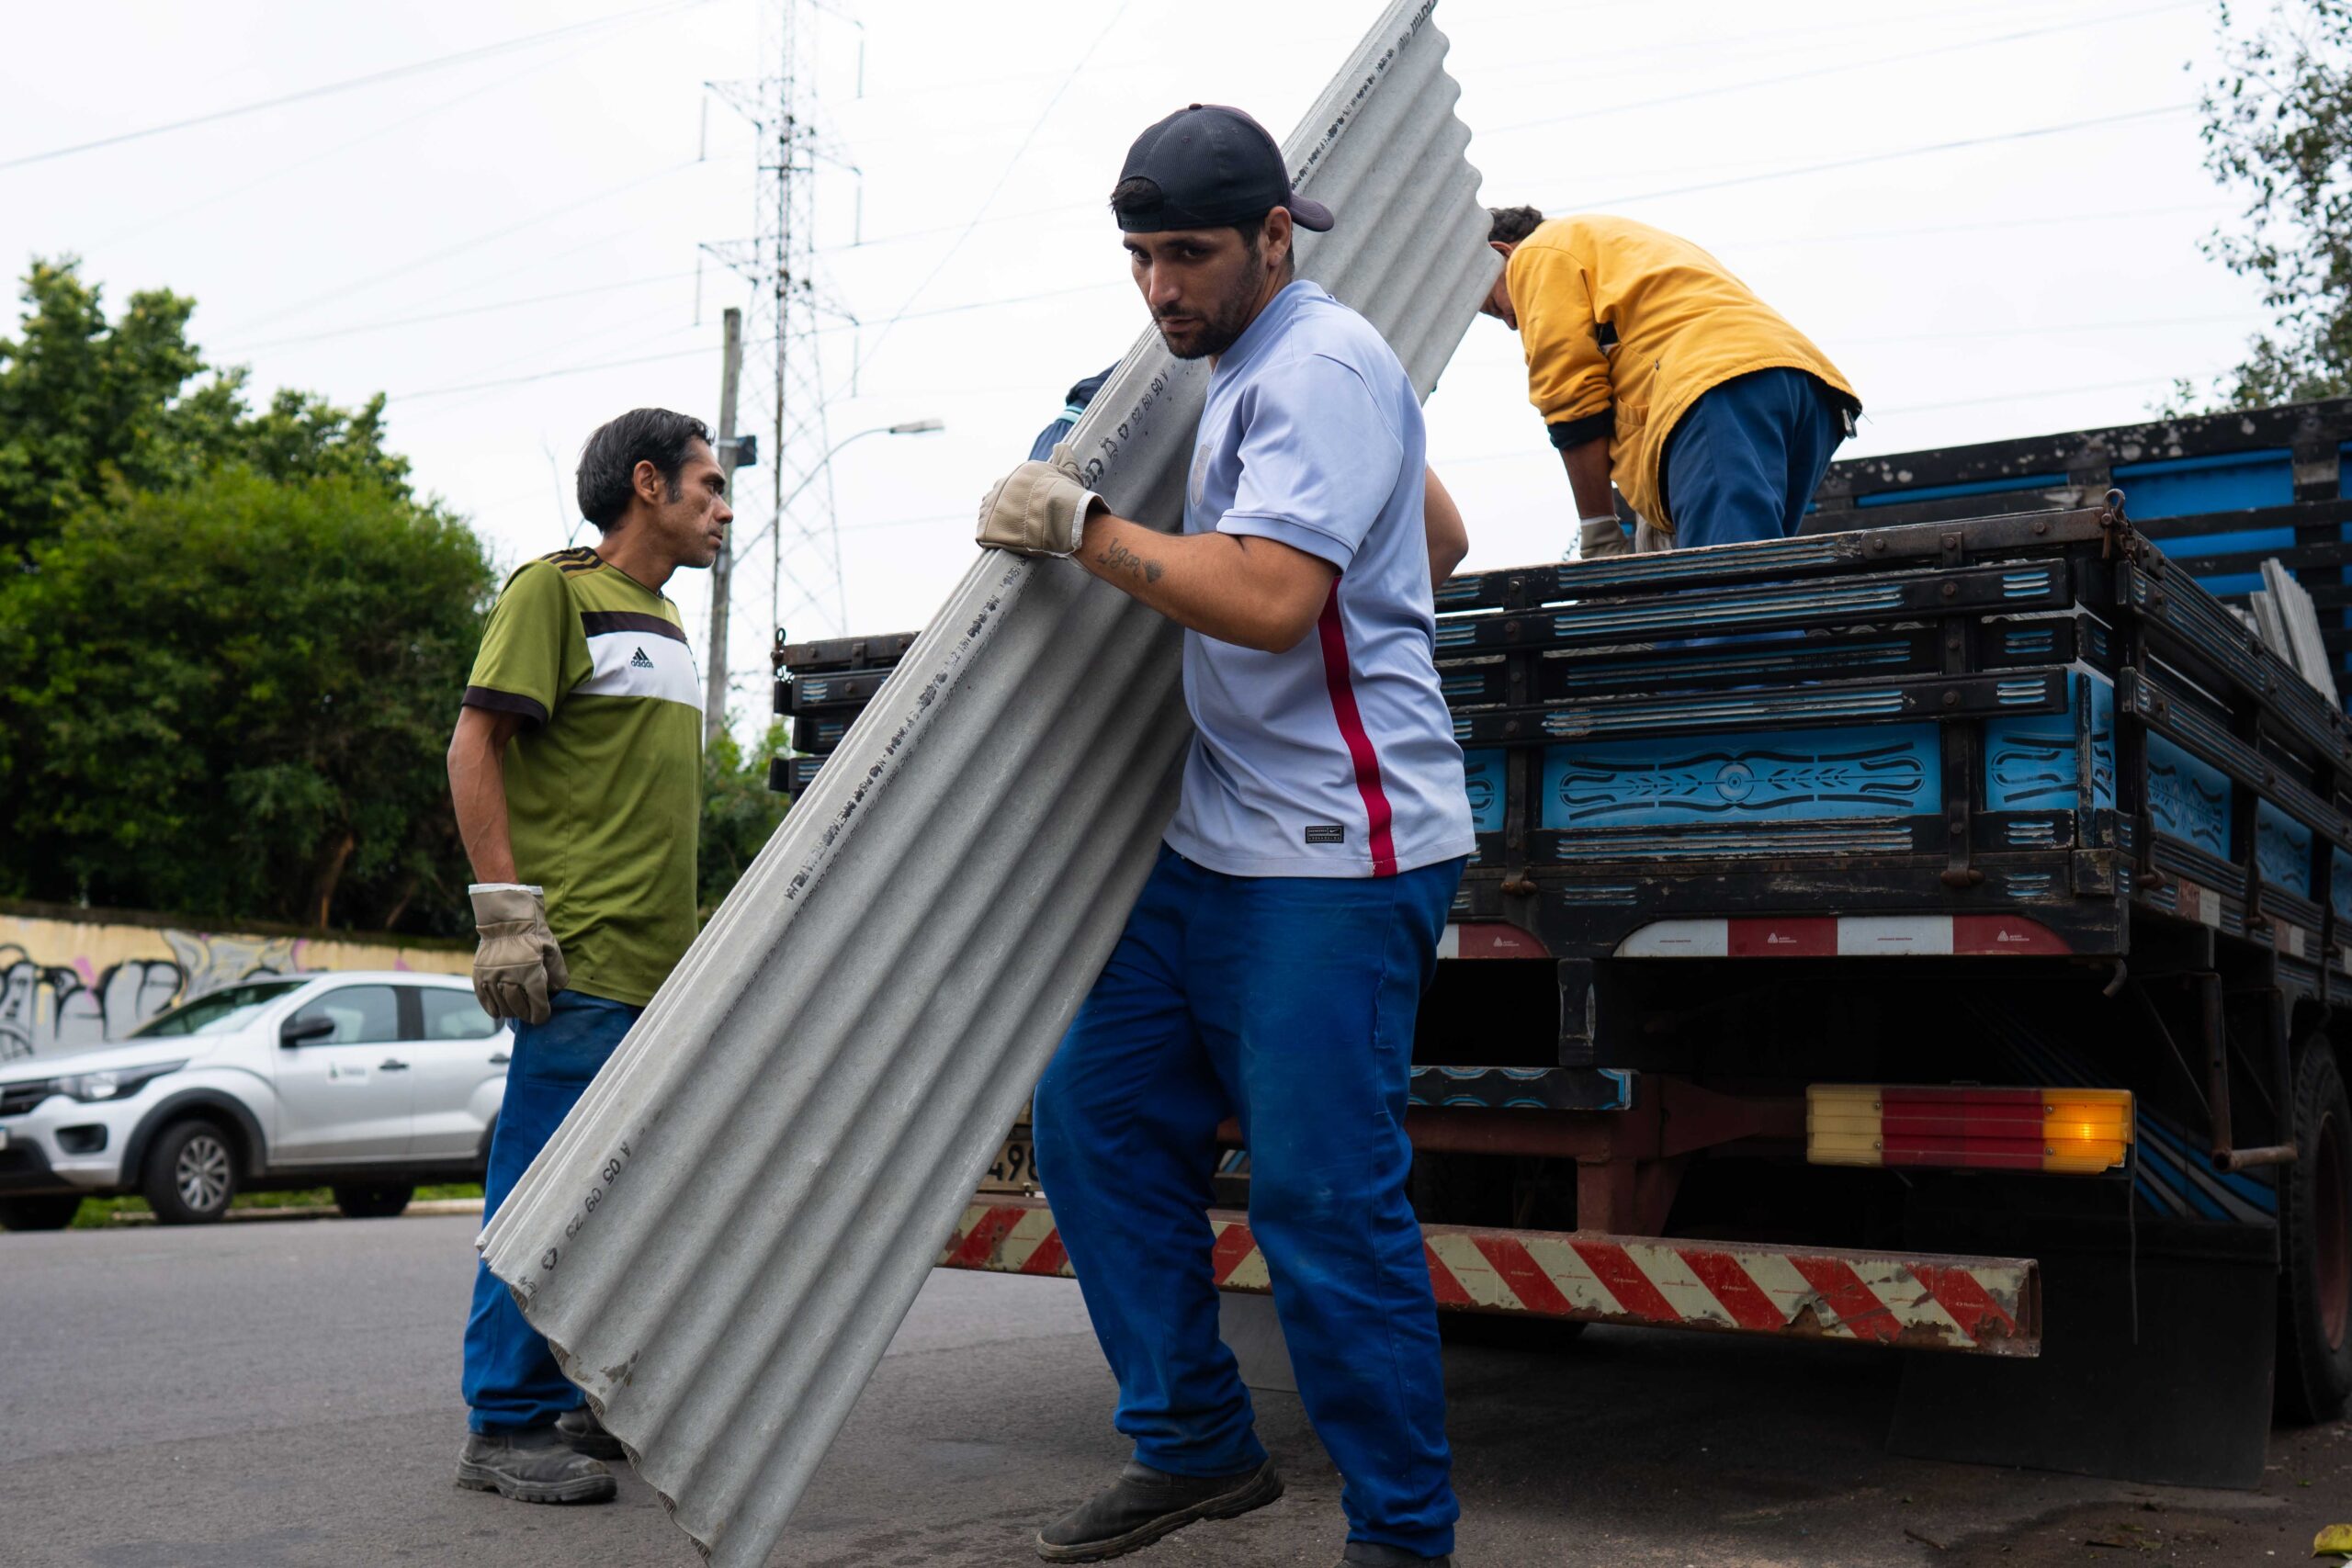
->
[[1096, 538, 1165, 585]]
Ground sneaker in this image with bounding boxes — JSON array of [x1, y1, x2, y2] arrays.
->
[[1035, 1458, 1283, 1562], [455, 1424, 617, 1504], [556, 1404, 626, 1460], [1338, 1544, 1453, 1567]]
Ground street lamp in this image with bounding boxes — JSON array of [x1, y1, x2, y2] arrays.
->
[[730, 418, 947, 560], [704, 418, 945, 740]]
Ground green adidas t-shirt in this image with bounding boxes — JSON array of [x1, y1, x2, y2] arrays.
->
[[462, 547, 701, 1007]]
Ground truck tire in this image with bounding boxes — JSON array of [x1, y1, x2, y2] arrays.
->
[[333, 1183, 414, 1220], [0, 1194, 85, 1231], [2277, 1039, 2352, 1424], [141, 1118, 237, 1225]]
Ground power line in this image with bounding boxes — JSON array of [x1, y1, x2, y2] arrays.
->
[[1581, 102, 2196, 209], [225, 158, 707, 336], [86, 23, 661, 252], [1467, 0, 2099, 88], [1487, 1, 2196, 137], [386, 277, 1125, 401], [844, 0, 1138, 383], [220, 269, 702, 355], [392, 334, 710, 402], [0, 0, 711, 172], [1868, 373, 2197, 417], [1732, 202, 2229, 251], [1843, 313, 2250, 347], [809, 73, 2202, 265]]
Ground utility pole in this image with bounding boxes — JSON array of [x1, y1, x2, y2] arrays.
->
[[703, 0, 861, 643], [706, 306, 745, 746]]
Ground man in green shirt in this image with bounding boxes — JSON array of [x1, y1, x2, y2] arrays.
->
[[447, 407, 728, 1504]]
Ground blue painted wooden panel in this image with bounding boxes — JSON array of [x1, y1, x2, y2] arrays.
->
[[1984, 671, 2115, 811], [2120, 449, 2296, 599], [2256, 799, 2313, 897], [1540, 724, 1941, 829], [1462, 749, 1505, 833], [1852, 471, 2067, 509], [2116, 448, 2296, 523], [2145, 732, 2232, 856]]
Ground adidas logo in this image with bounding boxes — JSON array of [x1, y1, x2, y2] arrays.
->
[[629, 647, 654, 670]]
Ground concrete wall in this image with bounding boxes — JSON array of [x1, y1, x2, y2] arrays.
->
[[0, 904, 469, 1063]]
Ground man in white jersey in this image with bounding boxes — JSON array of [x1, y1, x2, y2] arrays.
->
[[974, 105, 1470, 1568]]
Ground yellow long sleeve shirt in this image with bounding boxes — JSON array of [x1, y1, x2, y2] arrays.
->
[[1508, 214, 1858, 531]]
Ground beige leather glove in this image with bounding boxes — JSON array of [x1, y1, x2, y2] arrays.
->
[[1577, 514, 1632, 560], [469, 884, 569, 1025], [976, 445, 1099, 557]]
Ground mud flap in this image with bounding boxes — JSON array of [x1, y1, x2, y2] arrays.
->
[[1890, 1204, 2277, 1489]]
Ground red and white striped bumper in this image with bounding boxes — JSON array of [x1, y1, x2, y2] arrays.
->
[[1615, 913, 2070, 958], [941, 1197, 2041, 1356]]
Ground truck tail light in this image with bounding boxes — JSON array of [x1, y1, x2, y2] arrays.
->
[[1807, 1085, 2133, 1175]]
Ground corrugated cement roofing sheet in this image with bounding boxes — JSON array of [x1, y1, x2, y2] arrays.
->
[[479, 4, 1496, 1561]]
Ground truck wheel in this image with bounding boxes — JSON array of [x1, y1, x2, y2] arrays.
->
[[0, 1194, 85, 1231], [2277, 1039, 2352, 1424], [333, 1183, 414, 1219], [141, 1119, 237, 1225]]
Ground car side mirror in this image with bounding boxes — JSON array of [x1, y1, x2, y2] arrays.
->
[[280, 1016, 336, 1047]]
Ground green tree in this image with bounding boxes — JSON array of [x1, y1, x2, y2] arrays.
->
[[0, 467, 494, 932], [699, 723, 791, 920], [0, 256, 409, 558], [2191, 0, 2352, 408]]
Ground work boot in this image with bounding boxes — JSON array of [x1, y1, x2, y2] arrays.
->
[[556, 1404, 626, 1460], [1035, 1457, 1283, 1562], [455, 1424, 617, 1504], [1338, 1544, 1453, 1567]]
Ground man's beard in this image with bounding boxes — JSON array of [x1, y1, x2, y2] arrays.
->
[[1155, 253, 1266, 360]]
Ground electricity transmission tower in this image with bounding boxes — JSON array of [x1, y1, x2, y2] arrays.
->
[[705, 0, 862, 709]]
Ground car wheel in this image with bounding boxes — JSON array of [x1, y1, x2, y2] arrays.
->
[[142, 1119, 236, 1225], [332, 1183, 414, 1220], [2278, 1038, 2352, 1424], [0, 1194, 85, 1232]]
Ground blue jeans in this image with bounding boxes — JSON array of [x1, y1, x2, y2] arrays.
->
[[1662, 367, 1849, 548], [1033, 847, 1466, 1560], [463, 989, 640, 1433]]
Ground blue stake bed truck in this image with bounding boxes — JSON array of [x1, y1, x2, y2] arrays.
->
[[775, 398, 2352, 1489]]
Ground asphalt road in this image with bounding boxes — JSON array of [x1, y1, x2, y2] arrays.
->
[[1, 1213, 2345, 1568]]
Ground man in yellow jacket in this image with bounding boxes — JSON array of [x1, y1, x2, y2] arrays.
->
[[1481, 206, 1860, 558]]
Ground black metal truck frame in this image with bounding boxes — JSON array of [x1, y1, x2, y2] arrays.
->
[[774, 400, 2352, 1489]]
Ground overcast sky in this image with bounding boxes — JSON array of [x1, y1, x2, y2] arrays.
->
[[2, 0, 2257, 728]]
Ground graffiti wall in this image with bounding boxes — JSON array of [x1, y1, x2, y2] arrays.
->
[[0, 908, 469, 1063]]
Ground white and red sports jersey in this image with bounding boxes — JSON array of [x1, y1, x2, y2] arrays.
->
[[1162, 281, 1473, 879]]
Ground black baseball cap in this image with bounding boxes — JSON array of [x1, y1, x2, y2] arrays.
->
[[1114, 104, 1334, 234]]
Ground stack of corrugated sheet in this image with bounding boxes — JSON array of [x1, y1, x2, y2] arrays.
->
[[477, 4, 1497, 1562], [2250, 558, 2335, 697]]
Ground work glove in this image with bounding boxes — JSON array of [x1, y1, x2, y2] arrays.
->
[[1577, 513, 1632, 560], [469, 884, 569, 1026], [976, 444, 1099, 558]]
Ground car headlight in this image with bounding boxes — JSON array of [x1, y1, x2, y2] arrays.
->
[[56, 1061, 187, 1103]]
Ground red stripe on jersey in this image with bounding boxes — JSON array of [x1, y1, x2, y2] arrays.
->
[[1315, 582, 1398, 876]]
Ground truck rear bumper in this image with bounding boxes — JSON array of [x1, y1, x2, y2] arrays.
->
[[939, 1195, 2041, 1357]]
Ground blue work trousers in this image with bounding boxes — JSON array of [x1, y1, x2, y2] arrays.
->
[[462, 989, 640, 1433], [1034, 847, 1467, 1560], [1661, 367, 1849, 548]]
